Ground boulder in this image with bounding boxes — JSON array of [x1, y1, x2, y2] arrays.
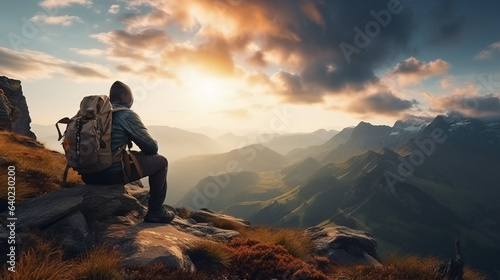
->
[[0, 184, 243, 271], [0, 184, 147, 259], [0, 76, 36, 139], [306, 226, 381, 267]]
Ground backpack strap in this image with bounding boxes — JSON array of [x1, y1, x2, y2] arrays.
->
[[61, 165, 70, 187], [128, 150, 144, 178], [119, 143, 144, 182], [56, 117, 71, 141]]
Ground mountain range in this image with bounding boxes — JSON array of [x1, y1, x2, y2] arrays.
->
[[176, 114, 500, 278]]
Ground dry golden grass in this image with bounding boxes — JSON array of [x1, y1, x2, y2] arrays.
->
[[185, 240, 232, 273], [208, 217, 246, 232], [75, 245, 122, 280], [0, 235, 123, 280], [0, 131, 82, 202], [327, 253, 490, 280], [176, 207, 193, 219], [0, 236, 75, 280]]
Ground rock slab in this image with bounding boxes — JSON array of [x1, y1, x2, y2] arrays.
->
[[306, 226, 382, 267]]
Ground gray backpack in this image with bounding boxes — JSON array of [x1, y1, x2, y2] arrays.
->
[[56, 95, 141, 184]]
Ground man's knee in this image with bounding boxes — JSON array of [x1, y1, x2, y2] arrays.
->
[[158, 154, 168, 169]]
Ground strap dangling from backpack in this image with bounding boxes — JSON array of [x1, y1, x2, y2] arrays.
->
[[61, 165, 70, 187], [121, 147, 144, 182]]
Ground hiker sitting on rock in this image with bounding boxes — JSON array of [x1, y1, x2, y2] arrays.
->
[[80, 81, 173, 223]]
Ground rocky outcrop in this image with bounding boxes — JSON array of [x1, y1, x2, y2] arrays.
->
[[0, 183, 381, 272], [0, 184, 242, 271], [306, 226, 381, 266], [0, 76, 36, 139]]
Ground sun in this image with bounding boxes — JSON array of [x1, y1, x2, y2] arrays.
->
[[181, 69, 232, 101]]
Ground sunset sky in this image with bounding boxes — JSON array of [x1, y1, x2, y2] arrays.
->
[[1, 0, 500, 134]]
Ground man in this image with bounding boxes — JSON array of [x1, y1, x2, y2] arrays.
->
[[81, 81, 173, 223]]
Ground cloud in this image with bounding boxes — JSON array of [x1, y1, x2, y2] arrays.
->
[[427, 92, 500, 119], [474, 41, 500, 60], [0, 47, 110, 81], [345, 92, 418, 116], [30, 15, 83, 26], [389, 57, 450, 85], [108, 4, 120, 14], [119, 9, 170, 31], [271, 71, 322, 103], [118, 0, 415, 104], [428, 0, 466, 46], [91, 29, 171, 61], [40, 0, 92, 9], [70, 48, 105, 56], [245, 51, 267, 67], [161, 38, 236, 77]]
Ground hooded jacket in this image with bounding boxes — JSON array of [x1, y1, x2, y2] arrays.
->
[[81, 81, 158, 181]]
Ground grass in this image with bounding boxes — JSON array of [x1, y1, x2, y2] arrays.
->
[[75, 245, 122, 280], [0, 236, 123, 280], [0, 235, 74, 280], [207, 216, 246, 232], [185, 240, 232, 273], [176, 207, 193, 219], [0, 233, 490, 280], [327, 253, 490, 280], [239, 226, 313, 260], [205, 216, 312, 260], [0, 131, 82, 202], [122, 263, 230, 280]]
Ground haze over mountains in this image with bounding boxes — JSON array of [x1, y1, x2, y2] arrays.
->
[[175, 114, 500, 278]]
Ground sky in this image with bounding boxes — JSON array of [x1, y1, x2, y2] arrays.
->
[[1, 0, 500, 135]]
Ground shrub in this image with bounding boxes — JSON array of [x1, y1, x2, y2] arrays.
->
[[240, 226, 312, 259], [75, 246, 122, 280], [122, 263, 229, 280], [225, 238, 328, 280], [185, 241, 232, 273]]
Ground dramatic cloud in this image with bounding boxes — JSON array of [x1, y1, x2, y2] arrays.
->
[[119, 0, 415, 103], [91, 29, 171, 61], [108, 4, 120, 14], [0, 47, 110, 80], [389, 57, 450, 85], [161, 39, 236, 77], [428, 0, 466, 46], [346, 92, 418, 116], [40, 0, 92, 9], [427, 93, 500, 119], [30, 15, 82, 26], [474, 41, 500, 60]]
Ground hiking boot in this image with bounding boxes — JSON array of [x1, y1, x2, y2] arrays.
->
[[144, 208, 175, 223]]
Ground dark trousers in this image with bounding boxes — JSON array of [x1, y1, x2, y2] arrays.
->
[[82, 151, 168, 210]]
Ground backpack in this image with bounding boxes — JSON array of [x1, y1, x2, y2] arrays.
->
[[56, 95, 142, 185]]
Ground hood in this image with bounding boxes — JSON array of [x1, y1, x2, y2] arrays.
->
[[109, 81, 133, 108]]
